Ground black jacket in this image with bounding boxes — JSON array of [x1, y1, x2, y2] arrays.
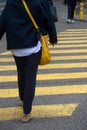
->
[[0, 0, 57, 50]]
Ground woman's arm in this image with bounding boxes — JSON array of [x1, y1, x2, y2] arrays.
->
[[40, 0, 57, 45]]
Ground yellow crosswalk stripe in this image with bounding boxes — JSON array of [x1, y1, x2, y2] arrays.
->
[[0, 65, 16, 71], [51, 44, 87, 48], [0, 58, 14, 62], [66, 29, 87, 31], [0, 72, 87, 82], [1, 62, 87, 71], [58, 40, 87, 44], [58, 34, 87, 36], [59, 32, 87, 34], [0, 85, 87, 98], [58, 37, 87, 40], [37, 72, 87, 80], [39, 62, 87, 69], [52, 56, 87, 60], [50, 49, 87, 53], [0, 51, 11, 55], [0, 104, 78, 121]]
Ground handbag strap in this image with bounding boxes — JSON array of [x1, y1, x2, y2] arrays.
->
[[22, 0, 39, 31]]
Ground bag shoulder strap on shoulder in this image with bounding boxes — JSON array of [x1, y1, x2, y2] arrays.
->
[[22, 0, 39, 31]]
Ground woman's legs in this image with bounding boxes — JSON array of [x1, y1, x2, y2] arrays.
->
[[13, 50, 41, 115], [23, 50, 41, 114], [13, 56, 26, 101]]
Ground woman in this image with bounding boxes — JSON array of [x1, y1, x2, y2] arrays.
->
[[0, 0, 57, 122]]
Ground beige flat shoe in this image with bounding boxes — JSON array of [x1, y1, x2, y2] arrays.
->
[[22, 113, 33, 123]]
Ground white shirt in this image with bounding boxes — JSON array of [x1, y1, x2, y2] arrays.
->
[[11, 41, 41, 57]]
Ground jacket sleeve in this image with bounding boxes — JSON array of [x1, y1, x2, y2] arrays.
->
[[0, 9, 6, 40], [40, 0, 57, 44]]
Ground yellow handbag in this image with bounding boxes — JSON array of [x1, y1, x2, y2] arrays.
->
[[22, 0, 51, 65], [40, 35, 51, 65]]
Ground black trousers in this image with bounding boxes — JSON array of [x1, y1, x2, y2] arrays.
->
[[67, 4, 76, 19], [13, 50, 41, 114]]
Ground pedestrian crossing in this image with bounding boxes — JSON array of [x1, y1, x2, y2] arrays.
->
[[0, 29, 87, 121]]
